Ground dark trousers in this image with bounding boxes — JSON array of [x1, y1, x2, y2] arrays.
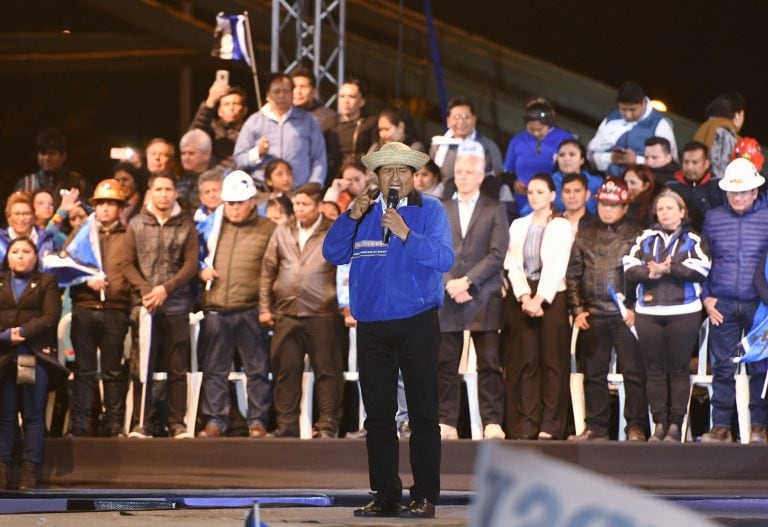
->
[[438, 331, 503, 429], [201, 309, 271, 430], [70, 306, 129, 432], [505, 291, 570, 438], [271, 314, 343, 434], [636, 312, 700, 426], [583, 314, 647, 435], [357, 308, 441, 503], [708, 299, 761, 428], [0, 360, 49, 464], [139, 311, 189, 429]]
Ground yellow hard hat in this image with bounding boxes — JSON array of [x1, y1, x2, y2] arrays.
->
[[91, 179, 126, 203]]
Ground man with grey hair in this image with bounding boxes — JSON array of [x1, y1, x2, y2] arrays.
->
[[194, 167, 224, 223], [177, 129, 213, 211], [440, 140, 516, 222], [437, 141, 508, 440]]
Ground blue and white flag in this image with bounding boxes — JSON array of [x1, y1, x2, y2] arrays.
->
[[197, 205, 224, 290], [42, 213, 104, 288], [607, 284, 639, 340], [734, 310, 768, 364], [211, 13, 252, 66]]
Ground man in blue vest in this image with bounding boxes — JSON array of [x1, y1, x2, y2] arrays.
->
[[587, 82, 677, 177]]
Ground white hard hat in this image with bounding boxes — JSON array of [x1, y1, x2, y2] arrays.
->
[[221, 170, 257, 201], [719, 158, 765, 192]]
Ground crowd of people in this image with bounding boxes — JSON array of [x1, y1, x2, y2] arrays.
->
[[0, 70, 766, 502]]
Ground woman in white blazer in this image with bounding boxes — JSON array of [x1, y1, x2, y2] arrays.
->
[[505, 173, 574, 439]]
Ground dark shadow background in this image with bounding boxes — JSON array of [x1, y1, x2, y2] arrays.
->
[[1, 0, 765, 202]]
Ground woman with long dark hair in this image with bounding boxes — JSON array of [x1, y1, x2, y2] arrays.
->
[[505, 173, 574, 439], [0, 237, 67, 489], [623, 164, 659, 227]]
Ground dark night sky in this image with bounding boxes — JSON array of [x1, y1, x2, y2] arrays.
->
[[421, 0, 768, 140], [1, 0, 766, 197]]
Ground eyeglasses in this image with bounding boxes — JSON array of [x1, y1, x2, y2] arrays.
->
[[10, 211, 32, 218], [450, 113, 473, 122]]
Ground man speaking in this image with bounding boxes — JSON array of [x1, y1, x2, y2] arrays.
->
[[323, 142, 454, 519]]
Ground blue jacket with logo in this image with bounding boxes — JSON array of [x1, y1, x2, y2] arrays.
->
[[322, 191, 454, 322]]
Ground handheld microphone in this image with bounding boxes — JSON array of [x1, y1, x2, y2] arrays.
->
[[383, 188, 400, 243]]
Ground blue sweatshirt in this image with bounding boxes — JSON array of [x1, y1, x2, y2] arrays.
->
[[322, 191, 454, 322]]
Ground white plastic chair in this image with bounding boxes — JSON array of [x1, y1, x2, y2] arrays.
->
[[344, 326, 366, 432], [683, 320, 750, 443], [298, 356, 315, 439], [569, 325, 634, 441], [457, 330, 483, 440], [569, 326, 586, 436]]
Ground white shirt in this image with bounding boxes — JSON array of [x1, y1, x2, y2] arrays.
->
[[297, 213, 322, 252], [457, 191, 480, 237]]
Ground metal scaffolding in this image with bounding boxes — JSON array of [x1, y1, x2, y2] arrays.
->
[[270, 0, 345, 106]]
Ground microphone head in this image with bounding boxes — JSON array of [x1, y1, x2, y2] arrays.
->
[[386, 188, 400, 207]]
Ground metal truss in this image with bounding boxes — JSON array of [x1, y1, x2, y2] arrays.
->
[[270, 0, 345, 106]]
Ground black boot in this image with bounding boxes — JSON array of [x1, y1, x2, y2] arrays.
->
[[649, 422, 666, 442], [0, 461, 8, 490], [18, 460, 38, 490]]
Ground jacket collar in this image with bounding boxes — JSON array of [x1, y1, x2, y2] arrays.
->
[[673, 170, 714, 187], [0, 270, 42, 304]]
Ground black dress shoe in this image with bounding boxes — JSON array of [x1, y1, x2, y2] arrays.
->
[[401, 498, 436, 518], [353, 497, 401, 517]]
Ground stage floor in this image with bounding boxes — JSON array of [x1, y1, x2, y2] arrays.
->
[[5, 437, 768, 527], [22, 437, 768, 496]]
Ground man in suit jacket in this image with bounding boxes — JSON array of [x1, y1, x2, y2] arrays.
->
[[437, 142, 509, 440]]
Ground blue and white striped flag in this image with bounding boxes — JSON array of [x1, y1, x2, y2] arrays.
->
[[211, 13, 252, 66], [197, 204, 224, 290], [43, 212, 104, 288], [734, 311, 768, 364]]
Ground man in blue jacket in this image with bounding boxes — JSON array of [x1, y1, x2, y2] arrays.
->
[[323, 142, 454, 519], [233, 73, 327, 188], [701, 158, 768, 443]]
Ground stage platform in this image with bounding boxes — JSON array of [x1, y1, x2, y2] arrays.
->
[[29, 437, 768, 496]]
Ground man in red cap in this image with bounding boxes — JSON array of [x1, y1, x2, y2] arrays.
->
[[565, 177, 647, 441]]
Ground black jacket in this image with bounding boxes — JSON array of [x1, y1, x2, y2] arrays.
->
[[566, 216, 641, 316], [0, 271, 68, 390]]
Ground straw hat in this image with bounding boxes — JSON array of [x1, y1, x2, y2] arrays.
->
[[361, 142, 430, 172]]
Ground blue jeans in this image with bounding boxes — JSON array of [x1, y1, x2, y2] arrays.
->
[[708, 298, 762, 428], [0, 356, 50, 465], [200, 309, 271, 430]]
